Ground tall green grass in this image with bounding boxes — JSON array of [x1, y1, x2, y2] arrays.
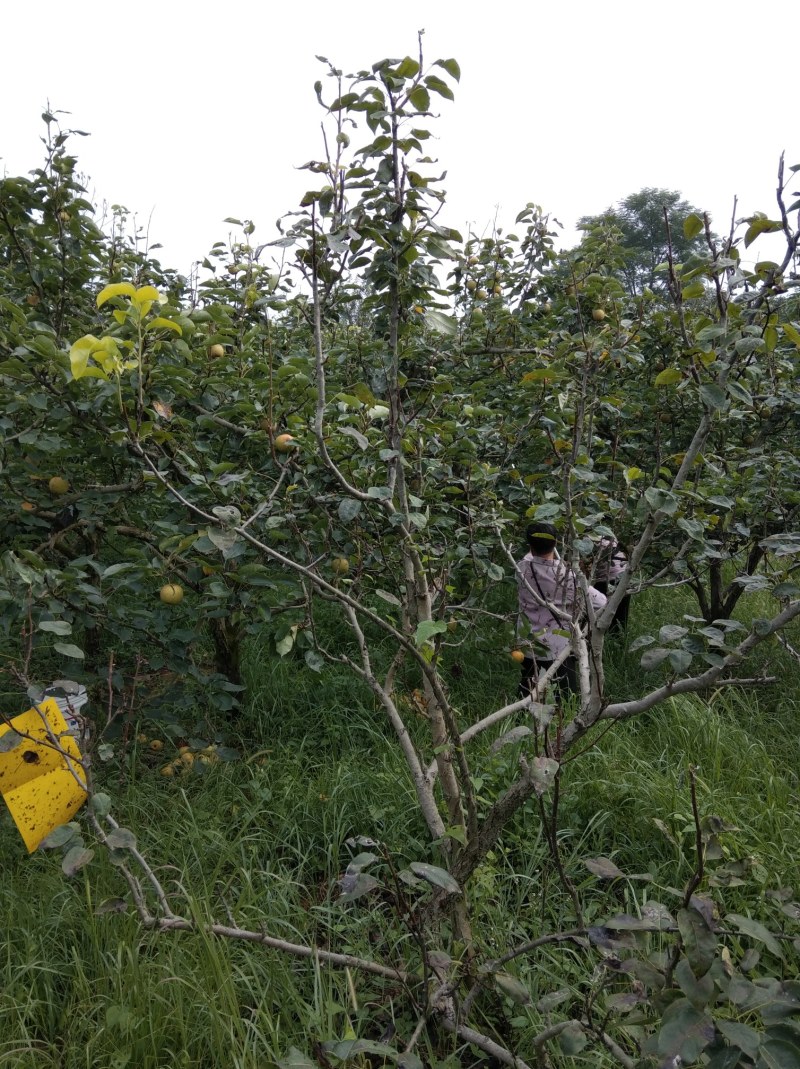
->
[[1, 586, 798, 1066]]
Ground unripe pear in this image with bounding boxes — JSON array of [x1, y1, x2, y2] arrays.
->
[[275, 433, 296, 452]]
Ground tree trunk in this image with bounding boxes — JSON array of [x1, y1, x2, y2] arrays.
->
[[209, 618, 243, 688]]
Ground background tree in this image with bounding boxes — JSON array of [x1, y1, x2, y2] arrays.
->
[[577, 187, 708, 295]]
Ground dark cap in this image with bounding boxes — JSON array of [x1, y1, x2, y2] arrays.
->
[[525, 521, 558, 544]]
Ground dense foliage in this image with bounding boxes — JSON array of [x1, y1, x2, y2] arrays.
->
[[2, 48, 800, 1068]]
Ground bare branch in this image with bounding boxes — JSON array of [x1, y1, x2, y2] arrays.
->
[[438, 1015, 534, 1069]]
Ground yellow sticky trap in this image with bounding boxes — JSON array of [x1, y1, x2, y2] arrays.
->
[[0, 698, 87, 852]]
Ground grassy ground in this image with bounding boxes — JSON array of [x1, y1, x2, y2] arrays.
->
[[1, 588, 799, 1067]]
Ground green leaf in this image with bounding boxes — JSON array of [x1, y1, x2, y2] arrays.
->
[[700, 383, 727, 410], [669, 649, 693, 674], [38, 620, 72, 636], [62, 845, 94, 876], [276, 627, 297, 658], [707, 1049, 744, 1069], [425, 74, 454, 101], [408, 862, 460, 894], [727, 380, 753, 405], [39, 824, 78, 849], [584, 856, 625, 879], [641, 648, 671, 670], [717, 1020, 761, 1060], [374, 589, 401, 607], [89, 793, 112, 817], [744, 216, 782, 248], [325, 1040, 398, 1061], [494, 972, 532, 1006], [444, 823, 467, 845], [531, 755, 559, 796], [423, 308, 457, 336], [684, 213, 704, 240], [0, 730, 25, 754], [398, 1054, 424, 1069], [206, 528, 239, 558], [338, 498, 362, 524], [408, 85, 430, 112], [682, 280, 706, 300], [675, 959, 715, 1010], [560, 1022, 588, 1056], [624, 466, 644, 484], [678, 907, 717, 976], [655, 368, 682, 386], [106, 828, 137, 851], [54, 643, 85, 660], [277, 1049, 317, 1069], [629, 634, 654, 651], [339, 426, 369, 450], [656, 1000, 715, 1064], [414, 619, 448, 646], [727, 913, 784, 959], [338, 872, 380, 902], [758, 1041, 800, 1069], [434, 58, 461, 81]]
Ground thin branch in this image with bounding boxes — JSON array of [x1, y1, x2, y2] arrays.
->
[[438, 1016, 533, 1069], [150, 916, 409, 982]]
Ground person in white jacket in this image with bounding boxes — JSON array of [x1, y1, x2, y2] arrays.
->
[[516, 522, 607, 699]]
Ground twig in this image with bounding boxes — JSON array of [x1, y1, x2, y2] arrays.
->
[[438, 1016, 533, 1069], [150, 916, 409, 981]]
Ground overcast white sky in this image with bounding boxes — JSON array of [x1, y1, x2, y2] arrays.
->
[[2, 0, 795, 274]]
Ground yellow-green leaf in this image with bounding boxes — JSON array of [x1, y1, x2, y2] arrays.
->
[[69, 334, 124, 380], [147, 317, 182, 335], [624, 467, 644, 484], [70, 336, 107, 380], [783, 322, 800, 348], [654, 368, 682, 386], [683, 213, 704, 240], [97, 282, 136, 308], [135, 285, 162, 303]]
